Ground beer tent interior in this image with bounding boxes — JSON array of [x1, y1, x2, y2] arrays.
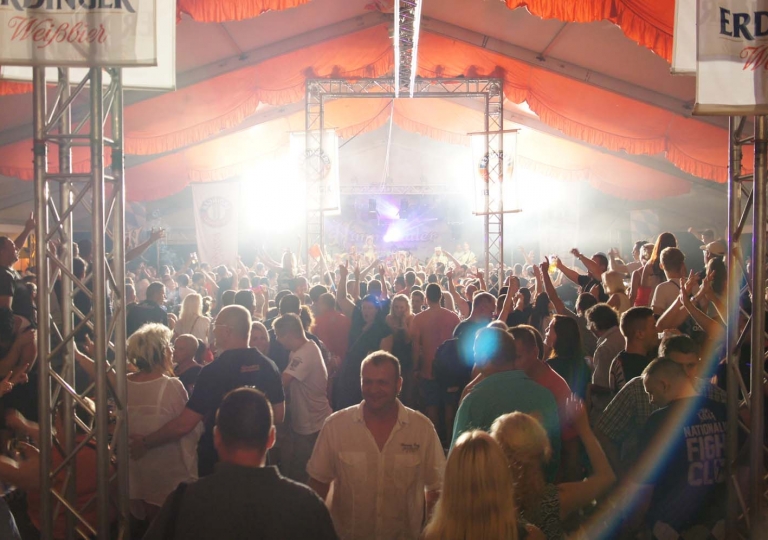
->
[[0, 0, 740, 259]]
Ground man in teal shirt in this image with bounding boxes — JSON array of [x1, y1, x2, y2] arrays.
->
[[453, 328, 561, 478]]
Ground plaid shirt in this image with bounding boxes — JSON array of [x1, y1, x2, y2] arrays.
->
[[596, 376, 727, 445]]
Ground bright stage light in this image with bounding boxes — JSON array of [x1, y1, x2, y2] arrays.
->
[[239, 157, 305, 233]]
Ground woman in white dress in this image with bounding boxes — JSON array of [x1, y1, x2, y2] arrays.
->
[[173, 293, 211, 345], [76, 323, 201, 521]]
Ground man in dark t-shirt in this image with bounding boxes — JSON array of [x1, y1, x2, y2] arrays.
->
[[126, 281, 169, 337], [636, 357, 726, 538], [142, 388, 337, 540], [129, 305, 285, 477], [608, 307, 658, 394]]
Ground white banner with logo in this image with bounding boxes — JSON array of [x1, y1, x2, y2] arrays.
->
[[192, 182, 239, 268], [469, 133, 517, 215], [0, 0, 173, 87], [290, 130, 341, 216], [0, 0, 157, 67], [695, 0, 768, 114], [672, 0, 697, 74]]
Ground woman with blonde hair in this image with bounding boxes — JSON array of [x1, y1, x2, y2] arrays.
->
[[423, 430, 543, 540], [75, 324, 201, 521], [602, 270, 630, 315], [173, 293, 211, 345], [490, 401, 615, 540]]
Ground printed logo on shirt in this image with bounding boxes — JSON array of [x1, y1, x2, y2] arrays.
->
[[241, 365, 261, 373], [684, 419, 725, 487], [289, 357, 303, 370], [401, 443, 420, 453]]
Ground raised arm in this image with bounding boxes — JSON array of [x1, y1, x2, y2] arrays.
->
[[444, 251, 462, 268], [608, 248, 630, 274], [557, 398, 616, 518], [378, 264, 390, 300], [497, 277, 517, 322], [258, 248, 282, 271], [74, 342, 117, 391], [680, 273, 725, 336], [552, 256, 581, 286], [14, 214, 36, 252], [335, 262, 355, 318], [518, 246, 534, 266], [540, 258, 569, 316], [446, 269, 469, 318], [125, 228, 165, 263], [571, 248, 604, 279]]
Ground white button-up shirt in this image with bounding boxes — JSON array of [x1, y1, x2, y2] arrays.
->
[[306, 400, 445, 540]]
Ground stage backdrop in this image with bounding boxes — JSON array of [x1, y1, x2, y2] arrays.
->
[[192, 182, 239, 267]]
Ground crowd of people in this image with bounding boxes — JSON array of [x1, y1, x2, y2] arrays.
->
[[0, 221, 754, 540]]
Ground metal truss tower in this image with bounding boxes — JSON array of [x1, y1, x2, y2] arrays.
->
[[726, 116, 767, 540], [33, 67, 129, 540]]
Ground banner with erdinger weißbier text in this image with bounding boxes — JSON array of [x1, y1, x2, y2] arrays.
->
[[0, 0, 157, 67], [695, 0, 768, 114], [192, 183, 239, 269]]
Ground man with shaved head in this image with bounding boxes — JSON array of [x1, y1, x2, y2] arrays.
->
[[632, 357, 727, 538], [130, 305, 285, 476]]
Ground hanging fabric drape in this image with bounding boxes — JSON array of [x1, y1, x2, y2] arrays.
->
[[504, 0, 674, 61], [177, 0, 311, 22], [120, 97, 691, 202]]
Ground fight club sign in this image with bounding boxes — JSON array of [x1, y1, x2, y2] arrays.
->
[[0, 0, 157, 67], [695, 0, 768, 114]]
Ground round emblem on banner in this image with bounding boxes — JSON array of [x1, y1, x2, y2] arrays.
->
[[477, 154, 490, 183], [199, 196, 233, 228], [301, 149, 332, 182]]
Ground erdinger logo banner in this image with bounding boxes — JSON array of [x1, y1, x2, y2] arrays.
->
[[696, 0, 768, 114], [0, 0, 157, 67]]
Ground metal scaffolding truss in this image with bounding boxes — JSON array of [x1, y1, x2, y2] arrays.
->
[[305, 77, 504, 281], [340, 184, 456, 195], [726, 116, 767, 539], [33, 67, 129, 539], [393, 0, 423, 98]]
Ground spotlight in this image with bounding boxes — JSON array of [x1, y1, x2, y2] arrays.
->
[[368, 199, 379, 220]]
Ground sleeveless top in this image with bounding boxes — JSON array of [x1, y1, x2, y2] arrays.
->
[[391, 328, 413, 371], [521, 483, 563, 540], [634, 285, 654, 307]]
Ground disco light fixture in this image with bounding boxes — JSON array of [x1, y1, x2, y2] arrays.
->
[[394, 0, 423, 98]]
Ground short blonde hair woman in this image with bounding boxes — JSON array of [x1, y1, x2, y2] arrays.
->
[[75, 323, 201, 521], [174, 293, 211, 345], [423, 430, 542, 540], [602, 270, 630, 315]]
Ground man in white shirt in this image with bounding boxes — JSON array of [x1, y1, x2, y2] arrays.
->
[[274, 313, 332, 483], [307, 352, 445, 540]]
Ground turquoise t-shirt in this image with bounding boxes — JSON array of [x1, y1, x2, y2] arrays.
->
[[452, 370, 561, 480]]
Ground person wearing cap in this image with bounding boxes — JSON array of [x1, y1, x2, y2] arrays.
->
[[700, 240, 725, 265]]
